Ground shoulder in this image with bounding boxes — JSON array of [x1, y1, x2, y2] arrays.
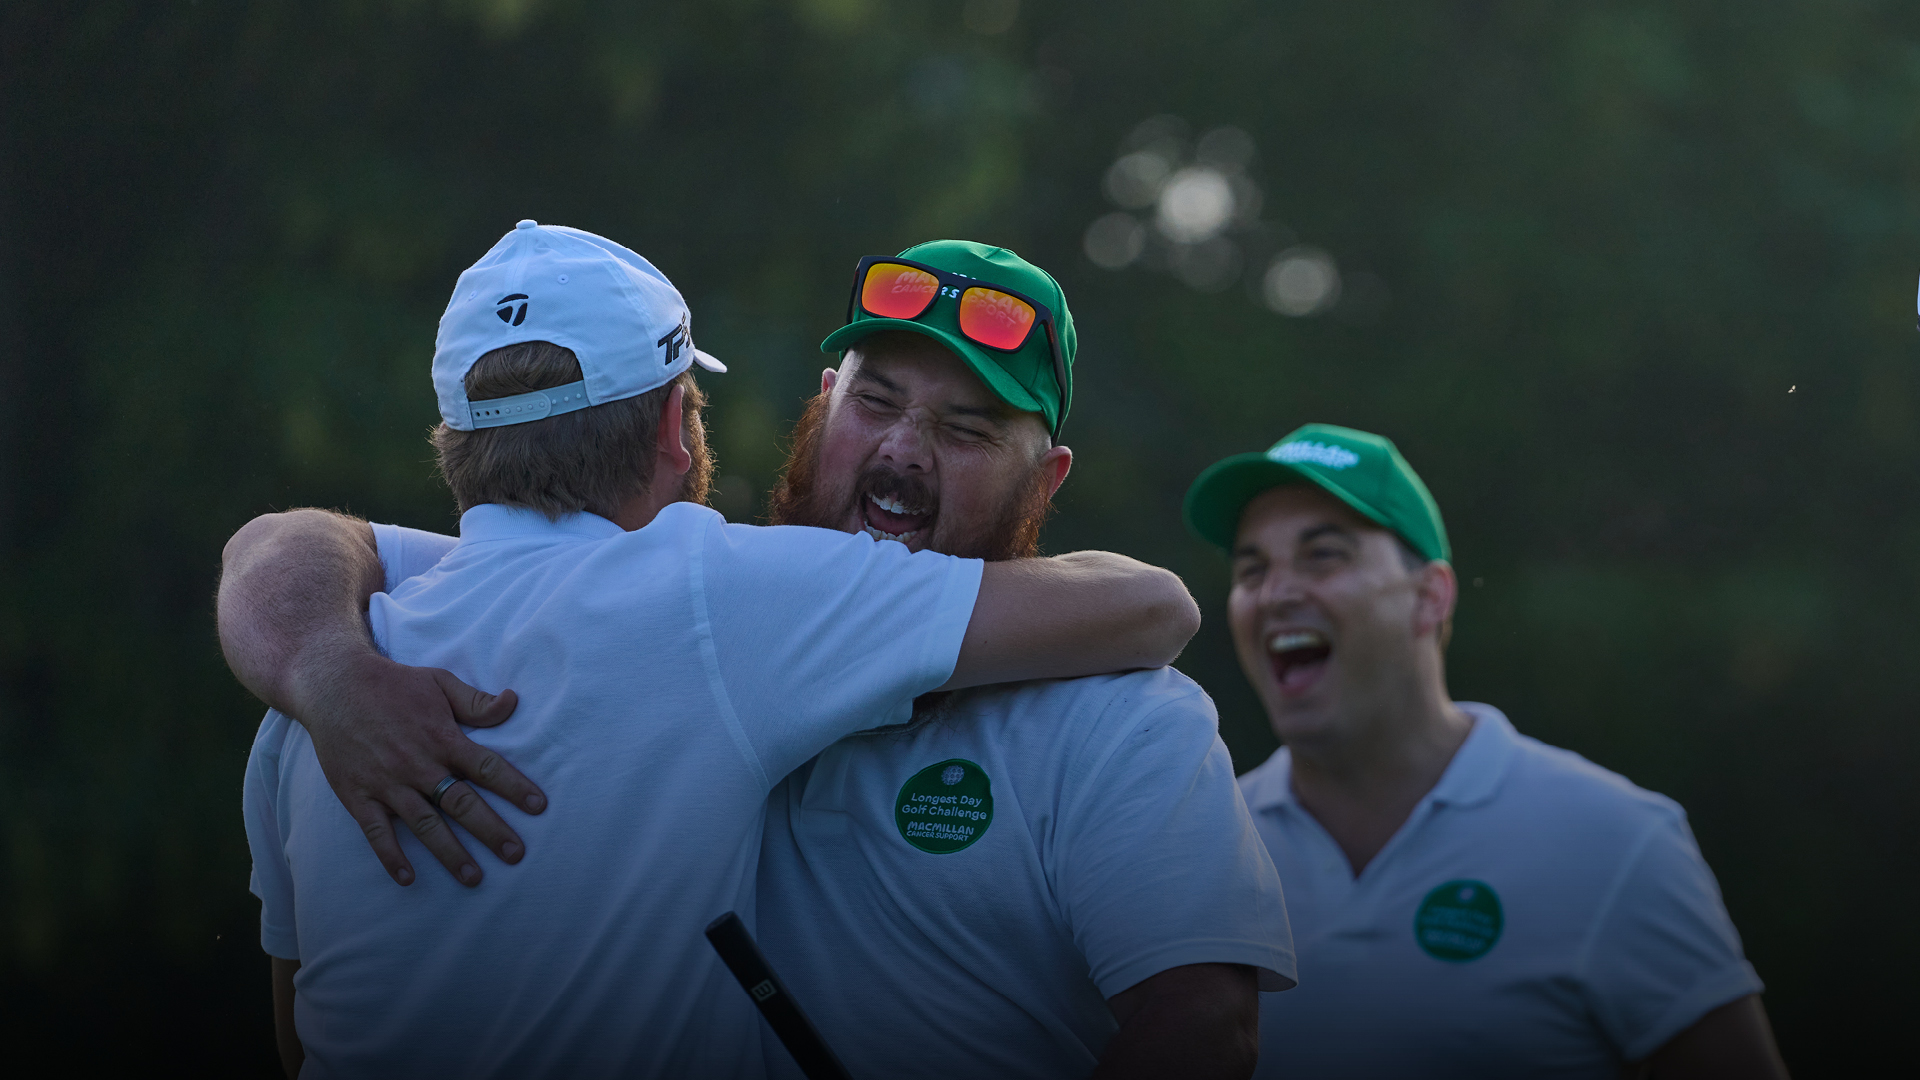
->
[[694, 512, 918, 566], [1484, 710, 1686, 831], [968, 667, 1216, 738], [978, 669, 1224, 792], [1236, 745, 1290, 805]]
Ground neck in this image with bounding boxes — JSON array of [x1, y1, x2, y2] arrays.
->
[[1288, 663, 1469, 796], [607, 479, 680, 532], [1280, 648, 1473, 875]]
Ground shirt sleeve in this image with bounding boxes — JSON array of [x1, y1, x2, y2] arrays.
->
[[369, 522, 459, 592], [696, 520, 984, 784], [1053, 683, 1298, 997], [1580, 812, 1765, 1061], [243, 710, 300, 960]]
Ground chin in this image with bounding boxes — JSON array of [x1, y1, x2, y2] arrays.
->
[[1265, 698, 1337, 745]]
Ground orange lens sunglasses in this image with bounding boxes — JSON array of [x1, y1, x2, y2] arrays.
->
[[846, 256, 1069, 435]]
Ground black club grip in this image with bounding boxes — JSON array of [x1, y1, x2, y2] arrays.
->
[[705, 911, 854, 1080]]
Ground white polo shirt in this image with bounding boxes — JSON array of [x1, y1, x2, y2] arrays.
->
[[756, 670, 1297, 1080], [1239, 703, 1763, 1079], [243, 504, 983, 1079]]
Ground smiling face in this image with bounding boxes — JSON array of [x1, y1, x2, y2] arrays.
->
[[1228, 484, 1453, 746], [767, 331, 1071, 560]]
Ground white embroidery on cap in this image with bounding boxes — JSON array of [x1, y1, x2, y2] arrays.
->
[[1270, 441, 1360, 469]]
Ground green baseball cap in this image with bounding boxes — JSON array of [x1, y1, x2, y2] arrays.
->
[[1184, 423, 1451, 562], [820, 239, 1076, 437]]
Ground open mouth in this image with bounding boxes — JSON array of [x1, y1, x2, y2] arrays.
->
[[1267, 629, 1332, 696], [861, 491, 934, 546]]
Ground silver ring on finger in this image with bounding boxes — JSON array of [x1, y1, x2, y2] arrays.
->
[[428, 774, 462, 811]]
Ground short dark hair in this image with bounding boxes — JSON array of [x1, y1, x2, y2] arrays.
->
[[432, 340, 709, 520], [1395, 536, 1428, 573], [1393, 534, 1453, 650]]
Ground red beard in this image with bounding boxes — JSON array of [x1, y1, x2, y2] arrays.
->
[[766, 391, 1054, 561]]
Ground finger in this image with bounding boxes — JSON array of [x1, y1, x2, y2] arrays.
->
[[431, 668, 520, 730], [350, 801, 417, 887], [391, 787, 483, 887], [447, 717, 547, 816], [434, 759, 528, 865]]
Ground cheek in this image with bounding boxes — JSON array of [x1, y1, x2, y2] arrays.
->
[[1226, 588, 1263, 648], [814, 415, 875, 476], [926, 452, 1002, 512]]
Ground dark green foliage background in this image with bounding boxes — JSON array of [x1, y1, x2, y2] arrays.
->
[[4, 1, 1914, 1071]]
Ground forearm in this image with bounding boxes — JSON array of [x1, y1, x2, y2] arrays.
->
[[218, 508, 384, 713], [271, 956, 303, 1078], [1640, 994, 1789, 1080], [945, 551, 1200, 689], [1095, 964, 1258, 1080]]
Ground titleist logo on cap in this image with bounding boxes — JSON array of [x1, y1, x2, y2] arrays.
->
[[1270, 441, 1360, 470]]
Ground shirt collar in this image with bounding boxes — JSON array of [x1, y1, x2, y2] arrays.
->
[[1426, 702, 1517, 809], [1240, 701, 1518, 814], [457, 503, 626, 544]]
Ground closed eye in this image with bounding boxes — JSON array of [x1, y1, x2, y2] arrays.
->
[[1300, 544, 1351, 571]]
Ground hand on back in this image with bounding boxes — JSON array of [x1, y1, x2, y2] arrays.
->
[[291, 651, 544, 887]]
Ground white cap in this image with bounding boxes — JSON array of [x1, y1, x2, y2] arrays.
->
[[433, 219, 726, 430]]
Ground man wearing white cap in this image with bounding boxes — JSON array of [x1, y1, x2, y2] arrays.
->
[[227, 221, 1200, 1078]]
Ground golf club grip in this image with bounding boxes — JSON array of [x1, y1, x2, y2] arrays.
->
[[705, 912, 854, 1080]]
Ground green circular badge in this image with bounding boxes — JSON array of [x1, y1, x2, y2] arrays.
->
[[894, 758, 994, 854], [1414, 879, 1503, 962]]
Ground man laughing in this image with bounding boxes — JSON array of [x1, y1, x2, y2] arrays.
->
[[220, 240, 1295, 1079], [755, 242, 1295, 1079]]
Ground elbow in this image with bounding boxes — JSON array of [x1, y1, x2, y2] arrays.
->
[[222, 512, 285, 576], [222, 509, 328, 576], [1138, 569, 1201, 668]]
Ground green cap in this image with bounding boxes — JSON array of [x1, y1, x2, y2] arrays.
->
[[821, 239, 1075, 436], [1183, 423, 1451, 562]]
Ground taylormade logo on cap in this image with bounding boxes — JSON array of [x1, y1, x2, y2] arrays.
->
[[1270, 440, 1361, 470], [432, 219, 725, 431]]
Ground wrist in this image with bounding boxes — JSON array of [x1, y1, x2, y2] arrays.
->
[[280, 631, 387, 722]]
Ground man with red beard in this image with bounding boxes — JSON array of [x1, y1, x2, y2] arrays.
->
[[221, 241, 1295, 1079], [749, 242, 1294, 1079]]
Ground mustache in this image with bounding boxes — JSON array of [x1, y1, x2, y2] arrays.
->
[[855, 466, 936, 515]]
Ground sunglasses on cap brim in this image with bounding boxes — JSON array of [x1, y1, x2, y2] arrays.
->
[[844, 255, 1069, 438]]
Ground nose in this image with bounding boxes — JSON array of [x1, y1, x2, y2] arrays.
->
[[874, 409, 935, 473], [1254, 561, 1308, 614]]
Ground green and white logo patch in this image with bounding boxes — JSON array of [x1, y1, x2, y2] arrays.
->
[[895, 758, 994, 854], [1414, 879, 1503, 961]]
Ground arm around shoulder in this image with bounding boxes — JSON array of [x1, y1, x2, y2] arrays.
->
[[218, 508, 384, 712], [941, 551, 1200, 690]]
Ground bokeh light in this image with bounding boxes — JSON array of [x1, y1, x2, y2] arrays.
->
[[1103, 150, 1173, 209], [1155, 166, 1235, 244], [1085, 116, 1347, 313], [1084, 212, 1147, 270], [1263, 246, 1341, 316], [1172, 236, 1242, 292]]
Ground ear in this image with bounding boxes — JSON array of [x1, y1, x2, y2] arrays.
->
[[656, 383, 692, 477], [820, 367, 838, 395], [1411, 559, 1458, 641], [1038, 444, 1073, 499]]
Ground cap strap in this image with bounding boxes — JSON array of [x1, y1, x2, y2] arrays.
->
[[469, 380, 593, 429]]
